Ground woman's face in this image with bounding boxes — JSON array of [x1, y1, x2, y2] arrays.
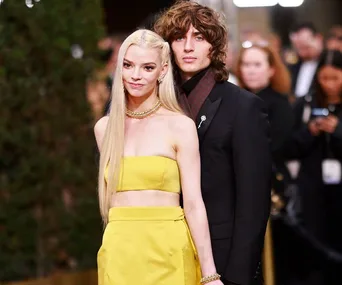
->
[[240, 47, 274, 92], [122, 44, 167, 98], [318, 66, 342, 98]]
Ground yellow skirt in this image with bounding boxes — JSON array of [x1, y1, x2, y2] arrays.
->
[[97, 206, 201, 285]]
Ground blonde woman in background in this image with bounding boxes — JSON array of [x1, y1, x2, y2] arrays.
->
[[94, 29, 223, 285]]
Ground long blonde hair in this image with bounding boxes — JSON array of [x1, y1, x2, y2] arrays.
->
[[98, 29, 183, 224]]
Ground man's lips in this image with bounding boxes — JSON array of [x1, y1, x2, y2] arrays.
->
[[183, 56, 197, 63]]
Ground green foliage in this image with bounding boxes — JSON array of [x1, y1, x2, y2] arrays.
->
[[0, 0, 105, 281]]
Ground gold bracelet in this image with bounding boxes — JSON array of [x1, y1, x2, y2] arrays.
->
[[200, 273, 221, 284]]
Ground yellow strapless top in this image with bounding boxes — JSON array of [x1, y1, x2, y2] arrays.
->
[[104, 156, 181, 193]]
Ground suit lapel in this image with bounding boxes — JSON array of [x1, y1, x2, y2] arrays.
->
[[291, 61, 301, 91], [187, 69, 216, 120], [185, 68, 222, 141], [196, 86, 222, 141]]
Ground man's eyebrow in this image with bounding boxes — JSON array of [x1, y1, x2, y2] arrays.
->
[[193, 31, 204, 36]]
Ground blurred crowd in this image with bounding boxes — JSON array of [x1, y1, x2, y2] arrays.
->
[[86, 21, 342, 285]]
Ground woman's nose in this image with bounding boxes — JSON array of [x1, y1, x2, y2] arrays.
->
[[131, 68, 142, 80]]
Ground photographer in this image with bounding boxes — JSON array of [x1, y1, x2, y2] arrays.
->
[[285, 50, 342, 285]]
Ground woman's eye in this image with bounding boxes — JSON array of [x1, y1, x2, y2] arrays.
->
[[123, 62, 131, 68], [145, 66, 155, 71], [196, 36, 204, 41]]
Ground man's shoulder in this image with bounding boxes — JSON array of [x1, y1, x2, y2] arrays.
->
[[215, 81, 260, 105]]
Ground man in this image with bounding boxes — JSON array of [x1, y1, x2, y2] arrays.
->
[[326, 25, 342, 52], [154, 2, 272, 285], [288, 22, 324, 97]]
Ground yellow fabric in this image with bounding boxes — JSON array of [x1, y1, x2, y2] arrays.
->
[[104, 156, 181, 193], [97, 206, 201, 285]]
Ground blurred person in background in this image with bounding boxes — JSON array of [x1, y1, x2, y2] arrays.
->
[[284, 50, 342, 285], [86, 33, 127, 121], [235, 40, 294, 196], [86, 36, 113, 122], [326, 25, 342, 52], [289, 22, 324, 98], [154, 1, 272, 284], [102, 33, 128, 114], [95, 29, 223, 285], [86, 72, 111, 122]]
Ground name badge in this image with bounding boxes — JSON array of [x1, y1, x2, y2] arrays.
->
[[322, 159, 341, 185]]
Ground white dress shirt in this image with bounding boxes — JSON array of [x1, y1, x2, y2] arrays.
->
[[294, 60, 319, 97]]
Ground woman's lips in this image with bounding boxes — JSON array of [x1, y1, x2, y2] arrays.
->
[[129, 82, 144, 89]]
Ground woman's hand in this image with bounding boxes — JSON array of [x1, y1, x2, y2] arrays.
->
[[316, 115, 339, 134], [308, 119, 321, 136]]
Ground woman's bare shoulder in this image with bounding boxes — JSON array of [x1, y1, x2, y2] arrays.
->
[[165, 112, 199, 152], [94, 116, 109, 150], [94, 116, 109, 133], [163, 111, 196, 134]]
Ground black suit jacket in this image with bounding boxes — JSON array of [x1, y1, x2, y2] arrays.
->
[[195, 81, 272, 285], [288, 61, 317, 96]]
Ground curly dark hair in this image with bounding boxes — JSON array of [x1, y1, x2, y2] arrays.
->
[[154, 0, 228, 82]]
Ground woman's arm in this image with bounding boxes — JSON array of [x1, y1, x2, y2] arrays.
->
[[174, 115, 220, 281]]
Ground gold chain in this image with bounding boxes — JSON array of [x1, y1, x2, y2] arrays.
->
[[125, 99, 162, 119], [200, 273, 221, 284]]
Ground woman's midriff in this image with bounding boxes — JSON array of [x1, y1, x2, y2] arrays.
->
[[111, 190, 180, 207]]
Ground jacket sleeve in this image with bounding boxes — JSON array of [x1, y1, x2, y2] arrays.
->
[[224, 93, 272, 285]]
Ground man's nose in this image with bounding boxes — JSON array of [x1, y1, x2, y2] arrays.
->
[[184, 37, 194, 52]]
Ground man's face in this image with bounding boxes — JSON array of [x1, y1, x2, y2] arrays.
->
[[326, 36, 342, 52], [171, 24, 212, 81], [290, 28, 322, 61]]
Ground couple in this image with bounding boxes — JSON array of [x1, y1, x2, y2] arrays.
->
[[94, 1, 271, 285]]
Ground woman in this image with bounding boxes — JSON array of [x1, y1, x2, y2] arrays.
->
[[94, 29, 223, 285], [285, 50, 342, 285], [235, 40, 294, 197]]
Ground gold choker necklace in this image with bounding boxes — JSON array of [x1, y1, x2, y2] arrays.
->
[[126, 100, 162, 119]]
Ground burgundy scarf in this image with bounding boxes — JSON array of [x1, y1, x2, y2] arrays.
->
[[178, 69, 216, 121]]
